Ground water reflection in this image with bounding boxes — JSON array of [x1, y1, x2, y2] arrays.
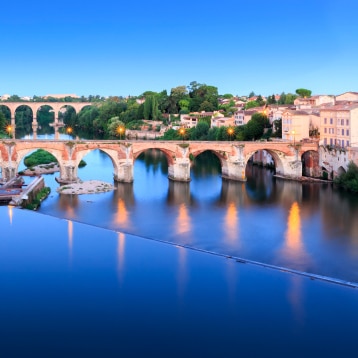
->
[[278, 201, 311, 272], [176, 246, 188, 300], [58, 194, 79, 219], [68, 220, 73, 264], [8, 205, 13, 225], [245, 164, 276, 202], [32, 147, 358, 283], [224, 202, 239, 245], [176, 203, 191, 238], [287, 275, 305, 325], [117, 232, 126, 283]]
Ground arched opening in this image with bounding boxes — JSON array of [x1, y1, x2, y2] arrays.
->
[[337, 166, 346, 177], [15, 105, 33, 138], [301, 150, 320, 178], [76, 105, 98, 138], [248, 149, 275, 170], [321, 166, 330, 180], [133, 148, 170, 198], [190, 150, 222, 199], [0, 105, 11, 138], [58, 105, 78, 138], [75, 149, 117, 183], [35, 105, 55, 138], [16, 148, 63, 187], [245, 149, 279, 201]]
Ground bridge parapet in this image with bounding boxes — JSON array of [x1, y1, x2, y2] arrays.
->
[[0, 139, 319, 183]]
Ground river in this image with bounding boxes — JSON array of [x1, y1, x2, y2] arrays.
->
[[28, 142, 358, 284], [2, 134, 358, 357]]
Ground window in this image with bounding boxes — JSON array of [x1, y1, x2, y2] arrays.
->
[[330, 138, 333, 145], [330, 118, 333, 124], [347, 140, 350, 146], [346, 119, 349, 126], [346, 129, 349, 136], [341, 119, 344, 125], [324, 118, 327, 124], [324, 138, 327, 145], [324, 128, 327, 133]]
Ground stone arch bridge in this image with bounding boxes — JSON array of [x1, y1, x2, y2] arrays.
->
[[0, 139, 319, 183], [0, 102, 93, 137]]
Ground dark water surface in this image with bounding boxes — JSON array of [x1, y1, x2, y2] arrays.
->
[[1, 207, 358, 357], [3, 141, 358, 357], [33, 148, 358, 283]]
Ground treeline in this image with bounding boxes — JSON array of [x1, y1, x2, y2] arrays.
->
[[161, 113, 278, 142]]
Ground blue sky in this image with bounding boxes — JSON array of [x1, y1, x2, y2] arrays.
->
[[1, 0, 358, 98]]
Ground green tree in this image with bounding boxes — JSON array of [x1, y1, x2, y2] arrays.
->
[[267, 94, 277, 104], [0, 112, 6, 131], [190, 121, 210, 140], [107, 117, 125, 137], [278, 92, 286, 104], [334, 162, 358, 193], [143, 95, 159, 120], [273, 118, 282, 137], [296, 88, 312, 98], [245, 101, 259, 109], [256, 95, 265, 106], [244, 113, 269, 140]]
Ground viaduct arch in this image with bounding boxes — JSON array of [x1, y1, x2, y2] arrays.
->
[[0, 102, 93, 138], [0, 139, 319, 183]]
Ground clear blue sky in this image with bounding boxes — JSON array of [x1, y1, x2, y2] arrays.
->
[[1, 0, 357, 98]]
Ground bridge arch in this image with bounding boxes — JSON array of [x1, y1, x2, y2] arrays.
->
[[337, 166, 346, 176], [245, 148, 285, 175], [74, 147, 125, 181], [15, 147, 65, 180], [133, 147, 176, 166]]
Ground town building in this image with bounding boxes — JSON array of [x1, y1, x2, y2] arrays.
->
[[319, 102, 358, 148], [180, 112, 213, 128], [335, 92, 358, 102], [294, 95, 335, 109], [282, 110, 311, 142]]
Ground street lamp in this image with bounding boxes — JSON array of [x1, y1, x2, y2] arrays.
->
[[66, 126, 73, 139], [179, 127, 185, 142], [291, 129, 296, 146], [6, 125, 12, 138], [117, 126, 124, 140], [227, 127, 234, 141]]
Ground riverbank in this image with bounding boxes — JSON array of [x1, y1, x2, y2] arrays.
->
[[20, 162, 59, 176], [56, 180, 116, 195]]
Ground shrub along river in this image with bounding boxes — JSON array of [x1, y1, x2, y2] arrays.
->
[[1, 133, 358, 357]]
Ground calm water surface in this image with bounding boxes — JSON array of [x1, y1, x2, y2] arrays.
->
[[2, 207, 358, 357], [3, 136, 358, 357], [27, 146, 358, 284]]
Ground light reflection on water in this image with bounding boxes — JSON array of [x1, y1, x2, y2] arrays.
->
[[14, 147, 358, 283], [2, 181, 358, 356]]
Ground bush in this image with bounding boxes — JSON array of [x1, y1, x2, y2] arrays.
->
[[334, 162, 358, 193], [24, 149, 57, 167]]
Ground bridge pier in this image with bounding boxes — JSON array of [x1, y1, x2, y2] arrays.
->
[[56, 161, 80, 184], [222, 161, 247, 181], [276, 156, 303, 180], [114, 160, 134, 183], [11, 117, 16, 139], [168, 159, 191, 182]]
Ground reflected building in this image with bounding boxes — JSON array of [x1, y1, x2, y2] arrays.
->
[[67, 220, 73, 265], [166, 181, 192, 206], [277, 201, 311, 272], [224, 202, 239, 246], [117, 232, 126, 283], [8, 205, 13, 225], [57, 193, 79, 219], [111, 182, 135, 229]]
